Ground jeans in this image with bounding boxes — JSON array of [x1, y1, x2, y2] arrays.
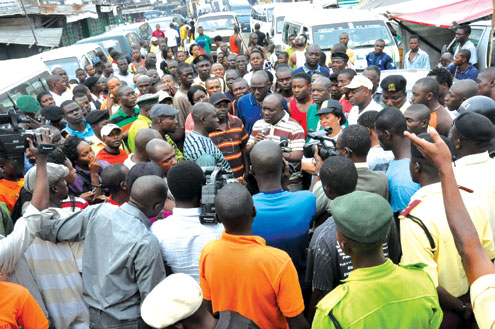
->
[[89, 307, 151, 329]]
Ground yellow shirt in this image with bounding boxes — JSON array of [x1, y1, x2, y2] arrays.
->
[[453, 152, 495, 240], [346, 48, 355, 64], [400, 182, 495, 297], [471, 273, 495, 329], [185, 56, 195, 64], [127, 115, 152, 153]]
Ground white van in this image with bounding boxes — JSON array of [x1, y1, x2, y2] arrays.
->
[[250, 3, 275, 35], [32, 43, 107, 81], [0, 57, 50, 112], [281, 9, 400, 70], [196, 12, 242, 53]]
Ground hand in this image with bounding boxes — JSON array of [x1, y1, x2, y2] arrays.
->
[[254, 133, 265, 145], [27, 128, 52, 161], [313, 145, 324, 174], [80, 191, 96, 203], [88, 155, 100, 174], [282, 159, 290, 178], [460, 302, 473, 320], [404, 128, 452, 172], [234, 176, 247, 186]]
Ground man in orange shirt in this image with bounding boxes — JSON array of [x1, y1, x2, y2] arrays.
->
[[0, 155, 23, 213], [199, 183, 309, 329]]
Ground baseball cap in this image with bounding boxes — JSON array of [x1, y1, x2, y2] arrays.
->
[[344, 75, 373, 90], [101, 123, 121, 137], [157, 90, 173, 103], [316, 99, 347, 125], [209, 92, 231, 105]]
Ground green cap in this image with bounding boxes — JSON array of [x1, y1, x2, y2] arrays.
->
[[331, 191, 393, 243], [17, 95, 40, 113], [137, 93, 159, 108]]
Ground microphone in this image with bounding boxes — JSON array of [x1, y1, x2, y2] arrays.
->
[[261, 125, 269, 135]]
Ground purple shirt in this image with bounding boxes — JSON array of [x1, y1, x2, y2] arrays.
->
[[69, 160, 110, 196]]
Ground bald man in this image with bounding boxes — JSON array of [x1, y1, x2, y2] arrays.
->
[[404, 104, 430, 135], [477, 67, 495, 100], [146, 138, 177, 175], [136, 75, 153, 95], [183, 103, 231, 169], [38, 175, 167, 328], [124, 128, 162, 170], [237, 71, 272, 135], [307, 77, 331, 133], [445, 80, 479, 115], [250, 140, 315, 291]]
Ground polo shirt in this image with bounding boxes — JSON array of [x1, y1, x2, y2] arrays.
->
[[209, 115, 249, 178], [237, 93, 262, 135], [447, 64, 479, 81], [199, 232, 305, 329], [63, 121, 94, 139], [386, 158, 420, 213], [184, 131, 231, 170], [127, 115, 152, 153], [253, 190, 315, 284], [248, 113, 305, 184], [293, 64, 330, 78], [471, 274, 495, 329], [313, 260, 443, 329], [110, 106, 139, 135], [96, 148, 128, 165], [400, 183, 495, 297]]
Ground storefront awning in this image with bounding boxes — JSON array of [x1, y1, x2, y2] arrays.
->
[[0, 27, 63, 47], [389, 0, 493, 28]]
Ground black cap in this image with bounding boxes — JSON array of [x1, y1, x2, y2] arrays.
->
[[209, 92, 231, 105], [192, 53, 213, 65], [332, 52, 349, 62], [84, 75, 100, 90], [454, 112, 495, 143], [380, 75, 407, 93], [316, 99, 347, 125], [41, 105, 63, 122], [86, 109, 110, 125], [411, 133, 453, 159]]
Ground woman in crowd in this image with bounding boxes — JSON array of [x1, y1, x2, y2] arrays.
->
[[185, 44, 200, 64]]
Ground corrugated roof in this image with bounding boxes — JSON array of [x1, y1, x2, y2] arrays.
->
[[0, 27, 63, 47]]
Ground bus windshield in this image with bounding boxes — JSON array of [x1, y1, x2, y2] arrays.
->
[[312, 21, 392, 50], [197, 15, 236, 32]]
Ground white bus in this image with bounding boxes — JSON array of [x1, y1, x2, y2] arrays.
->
[[250, 3, 275, 35]]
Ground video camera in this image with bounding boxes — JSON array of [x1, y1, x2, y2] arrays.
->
[[303, 127, 338, 160], [0, 109, 55, 177], [200, 165, 236, 224]]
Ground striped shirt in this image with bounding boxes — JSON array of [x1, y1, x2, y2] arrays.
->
[[184, 131, 231, 170], [366, 51, 396, 70], [209, 115, 249, 177], [110, 106, 139, 134], [24, 207, 89, 329], [248, 113, 305, 183]]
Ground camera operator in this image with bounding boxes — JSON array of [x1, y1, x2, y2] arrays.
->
[[246, 94, 305, 191], [151, 161, 224, 282]]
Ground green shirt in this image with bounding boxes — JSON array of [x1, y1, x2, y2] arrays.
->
[[127, 114, 152, 153], [196, 35, 212, 53], [312, 259, 442, 329], [306, 103, 320, 142]]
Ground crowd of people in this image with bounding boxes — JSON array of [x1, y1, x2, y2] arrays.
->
[[1, 20, 495, 329]]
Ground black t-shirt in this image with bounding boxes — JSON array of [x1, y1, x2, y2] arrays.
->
[[254, 31, 266, 46], [214, 311, 260, 329]]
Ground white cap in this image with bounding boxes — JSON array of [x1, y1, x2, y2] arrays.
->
[[101, 123, 121, 137], [157, 90, 173, 103], [344, 75, 373, 90], [141, 273, 203, 328]]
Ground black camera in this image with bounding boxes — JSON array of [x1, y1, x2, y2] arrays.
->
[[0, 109, 55, 177], [303, 127, 338, 160], [200, 165, 237, 224]]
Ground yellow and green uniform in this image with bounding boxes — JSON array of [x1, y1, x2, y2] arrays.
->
[[127, 115, 152, 153]]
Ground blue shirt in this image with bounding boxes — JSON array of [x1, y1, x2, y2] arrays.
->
[[404, 49, 430, 70], [366, 51, 396, 70], [447, 64, 479, 81], [252, 190, 316, 283], [293, 64, 330, 77], [237, 93, 263, 135], [63, 120, 94, 139], [386, 158, 420, 213]]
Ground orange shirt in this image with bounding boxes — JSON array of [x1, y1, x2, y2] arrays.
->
[[96, 148, 129, 165], [0, 281, 48, 329], [0, 179, 23, 213], [199, 232, 305, 329]]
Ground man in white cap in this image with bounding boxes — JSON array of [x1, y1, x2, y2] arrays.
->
[[141, 273, 259, 329], [96, 123, 128, 164], [345, 75, 382, 125]]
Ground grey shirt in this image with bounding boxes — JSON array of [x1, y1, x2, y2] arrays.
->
[[38, 202, 166, 321]]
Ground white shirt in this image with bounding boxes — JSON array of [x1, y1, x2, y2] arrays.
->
[[50, 90, 72, 106], [165, 29, 179, 48], [114, 72, 135, 89], [347, 99, 383, 125], [455, 40, 478, 65], [151, 207, 224, 282]]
